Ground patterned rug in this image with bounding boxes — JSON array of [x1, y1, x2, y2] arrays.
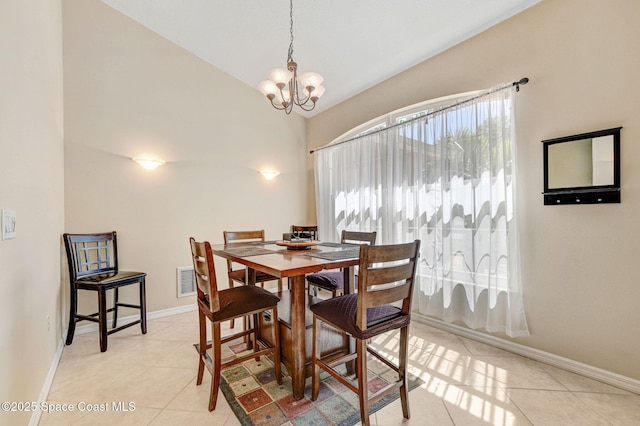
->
[[214, 340, 424, 426]]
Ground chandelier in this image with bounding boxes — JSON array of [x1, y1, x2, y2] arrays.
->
[[258, 0, 325, 114]]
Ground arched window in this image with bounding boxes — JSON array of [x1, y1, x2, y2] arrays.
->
[[313, 85, 529, 337]]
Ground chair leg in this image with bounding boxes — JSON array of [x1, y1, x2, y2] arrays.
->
[[229, 279, 236, 329], [272, 306, 282, 385], [209, 321, 222, 411], [308, 283, 318, 297], [252, 313, 260, 361], [243, 315, 251, 348], [196, 308, 207, 386], [399, 325, 410, 419], [98, 288, 108, 352], [311, 315, 321, 401], [357, 338, 370, 426], [65, 285, 78, 345], [112, 287, 119, 329], [139, 277, 147, 334]]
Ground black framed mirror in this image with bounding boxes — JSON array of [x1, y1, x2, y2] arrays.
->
[[542, 127, 621, 205]]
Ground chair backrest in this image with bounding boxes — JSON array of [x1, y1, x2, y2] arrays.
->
[[223, 230, 266, 272], [341, 230, 377, 246], [63, 232, 119, 281], [356, 240, 421, 331], [189, 237, 221, 312], [223, 229, 266, 245], [291, 225, 318, 240]]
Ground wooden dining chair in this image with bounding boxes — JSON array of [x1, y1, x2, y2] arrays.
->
[[63, 232, 147, 352], [306, 230, 377, 297], [223, 230, 283, 327], [190, 237, 282, 411], [291, 225, 318, 240], [310, 240, 421, 426]]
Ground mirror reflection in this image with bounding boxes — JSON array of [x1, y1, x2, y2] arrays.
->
[[547, 135, 614, 189]]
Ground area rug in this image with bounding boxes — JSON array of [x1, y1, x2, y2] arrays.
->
[[212, 341, 424, 426]]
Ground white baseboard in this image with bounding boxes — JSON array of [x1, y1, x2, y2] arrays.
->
[[29, 337, 65, 426], [30, 303, 197, 425], [413, 313, 640, 394]]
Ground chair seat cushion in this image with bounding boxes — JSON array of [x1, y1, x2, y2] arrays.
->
[[203, 285, 280, 322], [306, 271, 344, 291], [76, 271, 146, 288], [228, 268, 279, 284], [310, 293, 409, 340]]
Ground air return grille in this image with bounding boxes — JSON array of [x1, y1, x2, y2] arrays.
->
[[177, 266, 196, 297]]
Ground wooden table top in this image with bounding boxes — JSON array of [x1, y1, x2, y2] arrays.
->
[[210, 241, 360, 278]]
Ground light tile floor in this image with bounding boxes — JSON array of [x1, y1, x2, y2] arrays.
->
[[40, 309, 640, 425]]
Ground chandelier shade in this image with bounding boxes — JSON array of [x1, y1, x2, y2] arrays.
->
[[259, 0, 325, 114], [268, 68, 293, 86], [299, 72, 324, 89]]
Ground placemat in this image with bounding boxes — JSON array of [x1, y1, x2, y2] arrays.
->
[[305, 249, 360, 261], [221, 247, 275, 257], [318, 242, 356, 248], [245, 240, 278, 246]]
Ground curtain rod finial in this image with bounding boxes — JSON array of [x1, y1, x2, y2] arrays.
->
[[514, 77, 529, 92]]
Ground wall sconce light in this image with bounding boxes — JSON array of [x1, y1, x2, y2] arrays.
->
[[260, 169, 280, 180], [133, 157, 165, 170]]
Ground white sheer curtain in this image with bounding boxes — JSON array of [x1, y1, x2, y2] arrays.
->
[[314, 85, 529, 337]]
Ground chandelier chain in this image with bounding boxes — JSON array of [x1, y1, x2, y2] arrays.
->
[[287, 0, 294, 63]]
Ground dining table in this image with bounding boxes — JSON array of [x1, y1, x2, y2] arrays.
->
[[210, 240, 360, 400]]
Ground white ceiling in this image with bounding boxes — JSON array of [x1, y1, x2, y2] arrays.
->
[[101, 0, 540, 117]]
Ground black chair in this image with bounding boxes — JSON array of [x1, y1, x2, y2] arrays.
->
[[306, 230, 377, 297], [63, 232, 147, 352], [310, 240, 421, 426], [190, 237, 282, 411]]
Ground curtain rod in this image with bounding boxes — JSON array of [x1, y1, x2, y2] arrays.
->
[[309, 77, 529, 154]]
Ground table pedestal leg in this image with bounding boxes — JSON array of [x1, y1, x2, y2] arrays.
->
[[290, 274, 306, 400]]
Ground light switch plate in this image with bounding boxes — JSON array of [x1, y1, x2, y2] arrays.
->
[[2, 209, 16, 240]]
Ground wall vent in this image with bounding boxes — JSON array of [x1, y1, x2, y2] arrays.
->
[[177, 266, 196, 297]]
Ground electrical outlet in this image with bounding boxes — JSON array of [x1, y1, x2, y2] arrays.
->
[[47, 314, 51, 332]]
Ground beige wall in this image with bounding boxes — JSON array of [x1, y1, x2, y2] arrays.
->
[[62, 0, 308, 317], [5, 0, 638, 414], [0, 0, 65, 424], [308, 0, 640, 380]]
